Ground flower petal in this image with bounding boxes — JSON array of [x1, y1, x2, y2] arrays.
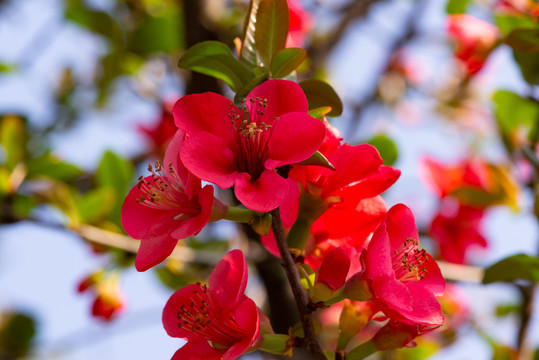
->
[[209, 250, 248, 311], [265, 112, 325, 170], [163, 284, 209, 340], [224, 298, 260, 360], [135, 231, 178, 271], [247, 80, 308, 121], [322, 144, 384, 196], [180, 132, 241, 189], [170, 185, 214, 239], [234, 170, 289, 212], [164, 129, 202, 199], [173, 92, 235, 142], [364, 220, 394, 280], [399, 282, 445, 326], [384, 204, 420, 252], [171, 338, 224, 360], [316, 247, 350, 290]]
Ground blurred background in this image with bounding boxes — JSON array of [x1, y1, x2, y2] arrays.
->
[[1, 0, 539, 359]]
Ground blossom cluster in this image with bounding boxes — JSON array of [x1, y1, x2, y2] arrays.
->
[[119, 77, 447, 359]]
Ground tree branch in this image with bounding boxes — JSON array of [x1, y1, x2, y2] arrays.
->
[[269, 208, 327, 360]]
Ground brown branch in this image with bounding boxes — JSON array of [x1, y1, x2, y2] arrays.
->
[[269, 208, 327, 360]]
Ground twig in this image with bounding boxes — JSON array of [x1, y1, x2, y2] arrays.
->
[[269, 208, 327, 360]]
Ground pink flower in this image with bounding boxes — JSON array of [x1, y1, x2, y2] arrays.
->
[[122, 130, 220, 271], [429, 199, 487, 264], [162, 250, 260, 360], [447, 14, 499, 76], [173, 79, 325, 212], [358, 204, 445, 326]]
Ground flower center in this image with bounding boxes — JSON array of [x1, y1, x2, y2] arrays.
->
[[135, 161, 201, 219], [229, 98, 276, 181], [392, 238, 428, 282], [176, 284, 245, 348]]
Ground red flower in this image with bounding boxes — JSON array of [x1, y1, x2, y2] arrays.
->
[[287, 0, 313, 48], [359, 204, 445, 326], [122, 130, 220, 271], [420, 156, 491, 198], [77, 273, 126, 322], [137, 102, 178, 157], [371, 321, 440, 350], [162, 250, 260, 360], [173, 79, 325, 212], [91, 295, 125, 321], [313, 247, 351, 301], [261, 122, 399, 271], [429, 199, 487, 264], [447, 14, 499, 76]]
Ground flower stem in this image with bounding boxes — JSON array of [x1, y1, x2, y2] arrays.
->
[[224, 206, 259, 223], [270, 207, 328, 360]]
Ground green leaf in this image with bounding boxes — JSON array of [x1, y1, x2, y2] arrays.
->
[[75, 187, 116, 224], [178, 41, 254, 91], [96, 151, 134, 195], [233, 71, 269, 102], [493, 90, 539, 150], [65, 0, 121, 42], [155, 267, 193, 290], [297, 150, 335, 170], [308, 106, 332, 120], [127, 6, 183, 55], [366, 134, 399, 166], [0, 115, 26, 171], [505, 28, 539, 53], [239, 0, 261, 68], [27, 153, 82, 181], [446, 0, 470, 14], [483, 254, 539, 284], [95, 151, 134, 226], [0, 312, 36, 358], [495, 303, 521, 317], [12, 195, 37, 218], [255, 0, 289, 66], [514, 50, 539, 85], [0, 62, 16, 73], [270, 48, 307, 78], [299, 79, 343, 117], [496, 14, 538, 36]]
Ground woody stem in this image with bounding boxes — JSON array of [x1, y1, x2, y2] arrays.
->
[[270, 207, 328, 360]]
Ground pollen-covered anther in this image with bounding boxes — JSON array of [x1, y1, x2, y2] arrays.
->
[[392, 238, 429, 282]]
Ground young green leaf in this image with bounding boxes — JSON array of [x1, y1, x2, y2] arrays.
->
[[270, 48, 307, 78], [178, 41, 254, 91], [255, 0, 289, 66]]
